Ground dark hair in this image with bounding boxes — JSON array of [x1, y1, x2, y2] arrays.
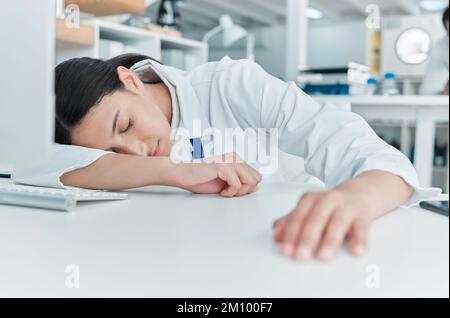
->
[[444, 6, 449, 27], [55, 53, 158, 144], [108, 53, 161, 69]]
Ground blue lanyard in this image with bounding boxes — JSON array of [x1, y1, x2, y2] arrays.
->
[[189, 138, 204, 159]]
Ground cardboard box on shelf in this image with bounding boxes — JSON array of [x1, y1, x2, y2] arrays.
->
[[56, 18, 95, 46], [145, 24, 182, 38], [65, 0, 146, 17]]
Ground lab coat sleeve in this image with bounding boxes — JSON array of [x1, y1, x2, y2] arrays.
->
[[11, 144, 112, 189], [218, 58, 441, 207]]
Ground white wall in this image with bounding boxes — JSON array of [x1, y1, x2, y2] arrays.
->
[[307, 20, 367, 69], [203, 19, 368, 78], [206, 24, 287, 79]]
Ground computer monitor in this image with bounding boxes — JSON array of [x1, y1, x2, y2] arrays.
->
[[0, 0, 55, 172]]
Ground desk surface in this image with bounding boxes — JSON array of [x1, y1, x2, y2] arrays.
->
[[0, 181, 448, 297]]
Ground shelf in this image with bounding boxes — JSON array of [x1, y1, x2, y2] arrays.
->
[[366, 121, 449, 129], [368, 120, 406, 127], [433, 166, 449, 173], [315, 95, 450, 107], [56, 18, 95, 46], [65, 0, 145, 17], [56, 18, 208, 71], [97, 20, 207, 51]]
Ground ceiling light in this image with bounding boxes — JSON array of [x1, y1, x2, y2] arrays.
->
[[307, 7, 324, 19], [420, 0, 448, 11]]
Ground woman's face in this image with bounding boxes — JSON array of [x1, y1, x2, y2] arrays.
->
[[71, 67, 173, 157]]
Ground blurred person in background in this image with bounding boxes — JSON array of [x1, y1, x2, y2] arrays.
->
[[420, 6, 449, 95]]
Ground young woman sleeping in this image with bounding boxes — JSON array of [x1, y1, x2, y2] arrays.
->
[[13, 54, 440, 262]]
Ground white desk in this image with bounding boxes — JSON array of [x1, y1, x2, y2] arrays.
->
[[314, 96, 449, 190], [0, 180, 448, 298]]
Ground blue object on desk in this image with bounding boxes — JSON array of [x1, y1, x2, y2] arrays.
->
[[303, 84, 350, 95], [189, 138, 204, 159]]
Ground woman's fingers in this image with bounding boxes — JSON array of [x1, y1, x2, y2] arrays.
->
[[245, 163, 262, 184], [273, 216, 288, 242], [216, 161, 261, 197], [218, 167, 242, 197], [236, 164, 259, 196], [295, 199, 335, 261], [350, 218, 369, 256], [236, 184, 252, 197], [317, 210, 353, 261], [275, 190, 372, 261], [280, 194, 317, 257]]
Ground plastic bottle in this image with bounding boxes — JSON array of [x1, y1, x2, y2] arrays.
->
[[367, 77, 378, 95], [381, 72, 400, 96]]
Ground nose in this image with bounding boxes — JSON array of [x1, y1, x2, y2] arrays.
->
[[120, 139, 148, 157]]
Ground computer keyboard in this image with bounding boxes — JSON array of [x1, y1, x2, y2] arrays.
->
[[0, 184, 129, 212]]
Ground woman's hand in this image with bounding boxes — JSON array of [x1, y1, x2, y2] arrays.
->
[[273, 190, 372, 261], [273, 171, 413, 262], [176, 153, 262, 197]]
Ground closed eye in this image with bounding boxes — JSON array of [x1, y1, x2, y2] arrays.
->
[[122, 118, 134, 133]]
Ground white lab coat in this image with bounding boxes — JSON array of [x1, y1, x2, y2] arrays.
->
[[12, 57, 441, 206], [420, 36, 449, 95]]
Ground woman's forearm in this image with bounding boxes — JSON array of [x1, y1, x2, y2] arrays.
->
[[60, 153, 181, 190], [59, 152, 262, 194], [335, 170, 414, 220]]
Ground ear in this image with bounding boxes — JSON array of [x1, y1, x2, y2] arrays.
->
[[116, 66, 145, 93]]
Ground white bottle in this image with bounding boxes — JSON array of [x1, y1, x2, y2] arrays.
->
[[381, 72, 400, 96]]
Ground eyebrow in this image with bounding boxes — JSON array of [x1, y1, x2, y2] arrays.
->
[[112, 110, 120, 136]]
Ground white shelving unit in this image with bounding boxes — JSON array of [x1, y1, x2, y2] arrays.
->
[[315, 95, 449, 192], [56, 19, 208, 70]]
